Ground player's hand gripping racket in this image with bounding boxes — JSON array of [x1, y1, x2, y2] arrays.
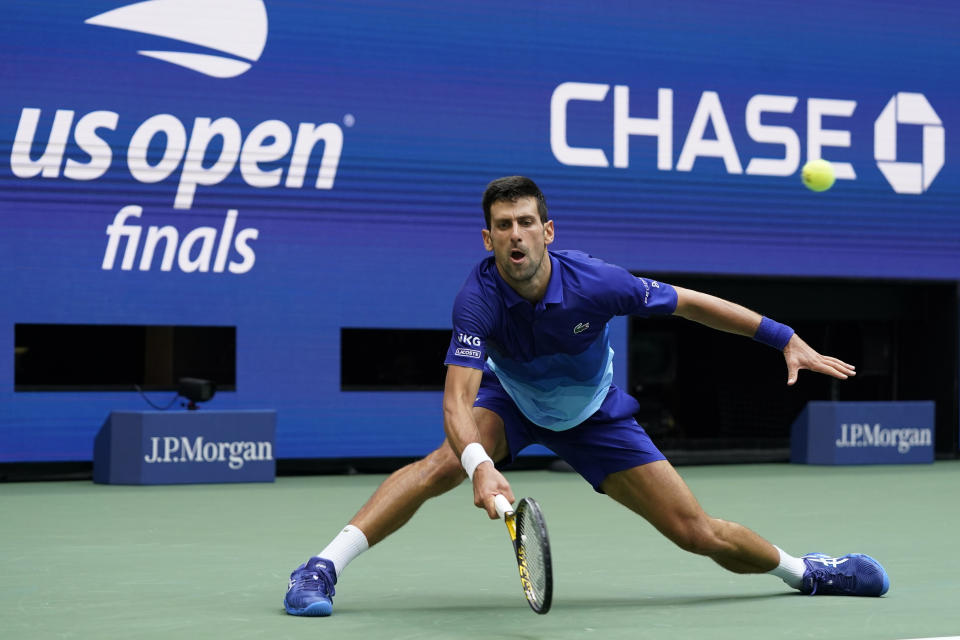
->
[[494, 494, 553, 614]]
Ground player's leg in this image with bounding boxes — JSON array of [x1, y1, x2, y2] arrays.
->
[[533, 384, 888, 597], [284, 406, 509, 616], [600, 459, 779, 574], [348, 407, 509, 547], [519, 387, 780, 573], [601, 460, 889, 596]]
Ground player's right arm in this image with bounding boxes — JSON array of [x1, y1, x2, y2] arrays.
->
[[442, 364, 485, 459], [443, 364, 514, 518]]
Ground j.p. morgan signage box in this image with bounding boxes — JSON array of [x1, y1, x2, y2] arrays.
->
[[94, 411, 276, 484], [790, 401, 934, 465]]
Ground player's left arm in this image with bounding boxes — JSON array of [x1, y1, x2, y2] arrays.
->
[[671, 285, 856, 385]]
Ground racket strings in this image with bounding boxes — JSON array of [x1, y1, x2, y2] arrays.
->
[[516, 510, 549, 604]]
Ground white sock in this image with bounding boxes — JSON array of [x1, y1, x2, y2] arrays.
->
[[318, 524, 369, 578], [768, 546, 805, 589]]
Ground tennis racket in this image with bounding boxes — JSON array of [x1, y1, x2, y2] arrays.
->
[[494, 494, 553, 614]]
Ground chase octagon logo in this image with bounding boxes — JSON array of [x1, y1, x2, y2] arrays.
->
[[85, 0, 268, 78], [875, 92, 944, 194]]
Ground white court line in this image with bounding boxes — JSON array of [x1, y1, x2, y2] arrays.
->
[[899, 637, 960, 640]]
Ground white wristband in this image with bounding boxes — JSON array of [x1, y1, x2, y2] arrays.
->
[[460, 442, 493, 481]]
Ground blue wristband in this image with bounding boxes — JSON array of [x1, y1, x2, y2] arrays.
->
[[753, 316, 794, 351]]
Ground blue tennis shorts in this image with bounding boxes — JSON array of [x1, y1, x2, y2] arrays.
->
[[474, 369, 666, 492]]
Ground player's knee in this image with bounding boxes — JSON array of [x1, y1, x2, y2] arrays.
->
[[668, 519, 724, 556], [419, 446, 466, 495]]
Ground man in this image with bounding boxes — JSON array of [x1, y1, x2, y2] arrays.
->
[[284, 176, 889, 616]]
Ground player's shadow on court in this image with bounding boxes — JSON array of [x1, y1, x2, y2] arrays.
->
[[560, 591, 795, 609], [326, 590, 793, 616]]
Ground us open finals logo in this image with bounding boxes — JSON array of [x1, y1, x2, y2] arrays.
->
[[9, 0, 348, 275]]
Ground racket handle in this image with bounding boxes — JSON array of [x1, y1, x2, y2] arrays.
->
[[494, 494, 514, 519]]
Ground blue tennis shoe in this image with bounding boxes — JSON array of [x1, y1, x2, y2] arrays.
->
[[800, 553, 889, 596], [284, 556, 337, 616]]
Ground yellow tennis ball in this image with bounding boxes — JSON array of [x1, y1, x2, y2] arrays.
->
[[801, 158, 835, 192]]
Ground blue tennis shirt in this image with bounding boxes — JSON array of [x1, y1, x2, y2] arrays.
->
[[444, 250, 677, 431]]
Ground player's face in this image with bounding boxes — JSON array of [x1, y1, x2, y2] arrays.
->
[[482, 197, 554, 292]]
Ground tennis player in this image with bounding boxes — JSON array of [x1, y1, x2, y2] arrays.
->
[[284, 176, 889, 616]]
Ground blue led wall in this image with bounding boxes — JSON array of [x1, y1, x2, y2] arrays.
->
[[2, 1, 958, 461]]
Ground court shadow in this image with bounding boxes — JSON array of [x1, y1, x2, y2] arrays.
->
[[320, 590, 794, 616], [558, 590, 796, 609]]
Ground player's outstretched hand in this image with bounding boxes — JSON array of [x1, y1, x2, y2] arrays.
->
[[473, 463, 515, 519], [783, 334, 856, 385]]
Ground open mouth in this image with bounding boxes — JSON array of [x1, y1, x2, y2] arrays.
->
[[510, 249, 526, 263]]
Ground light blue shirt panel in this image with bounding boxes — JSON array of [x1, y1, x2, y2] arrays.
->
[[487, 327, 614, 430]]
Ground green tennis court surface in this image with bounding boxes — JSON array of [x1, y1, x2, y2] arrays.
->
[[3, 462, 959, 639]]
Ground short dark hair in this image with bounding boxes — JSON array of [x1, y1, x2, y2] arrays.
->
[[481, 176, 548, 229]]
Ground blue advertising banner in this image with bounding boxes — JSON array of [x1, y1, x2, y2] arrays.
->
[[2, 1, 958, 462], [94, 410, 276, 484], [790, 401, 935, 465]]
